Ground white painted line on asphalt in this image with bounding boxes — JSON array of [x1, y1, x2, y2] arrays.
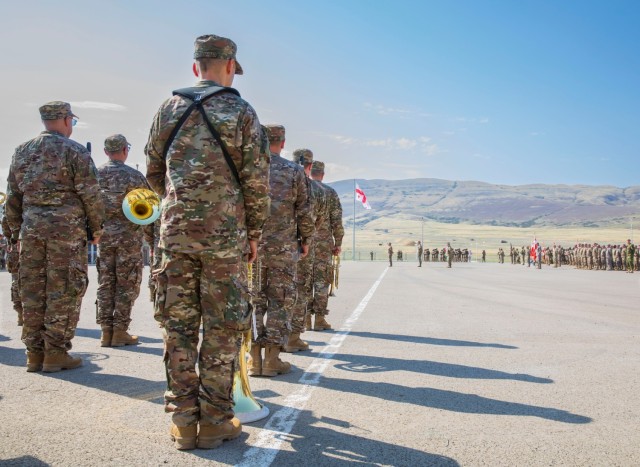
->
[[237, 267, 389, 467]]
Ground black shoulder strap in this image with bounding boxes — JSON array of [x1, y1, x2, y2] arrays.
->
[[162, 86, 242, 186]]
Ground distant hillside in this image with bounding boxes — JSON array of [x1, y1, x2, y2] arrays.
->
[[328, 178, 640, 228]]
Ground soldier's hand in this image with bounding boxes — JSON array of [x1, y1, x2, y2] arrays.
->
[[300, 244, 309, 258], [91, 235, 101, 245], [332, 246, 342, 256], [248, 239, 258, 263]]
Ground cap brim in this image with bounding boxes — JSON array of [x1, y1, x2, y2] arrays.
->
[[70, 111, 78, 119], [235, 59, 243, 75]]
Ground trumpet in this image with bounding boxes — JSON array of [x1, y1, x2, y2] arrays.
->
[[0, 192, 6, 205], [122, 188, 161, 225], [328, 254, 340, 296]]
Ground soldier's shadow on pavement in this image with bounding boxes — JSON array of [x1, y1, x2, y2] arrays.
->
[[0, 455, 50, 466], [295, 352, 551, 383], [0, 344, 26, 368], [347, 331, 518, 349], [186, 400, 460, 466], [319, 376, 591, 424], [43, 352, 165, 403]]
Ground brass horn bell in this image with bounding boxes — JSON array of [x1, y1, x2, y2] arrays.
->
[[122, 188, 160, 225], [0, 192, 6, 205]]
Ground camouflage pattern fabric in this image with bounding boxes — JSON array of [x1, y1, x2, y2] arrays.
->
[[148, 221, 162, 303], [2, 217, 22, 318], [96, 160, 154, 330], [145, 77, 269, 426], [155, 251, 249, 426], [312, 183, 344, 316], [252, 152, 313, 346], [5, 130, 104, 355], [290, 178, 327, 333], [145, 80, 269, 256]]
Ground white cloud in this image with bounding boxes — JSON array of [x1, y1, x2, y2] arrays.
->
[[328, 133, 439, 155], [70, 101, 127, 111], [363, 102, 412, 116]]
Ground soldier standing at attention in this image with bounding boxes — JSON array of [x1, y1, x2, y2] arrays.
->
[[5, 101, 105, 373], [417, 240, 423, 267], [249, 125, 313, 376], [310, 161, 344, 331], [388, 243, 393, 266], [145, 35, 269, 450], [96, 135, 154, 347], [447, 243, 453, 268], [1, 217, 23, 325], [626, 239, 635, 273]]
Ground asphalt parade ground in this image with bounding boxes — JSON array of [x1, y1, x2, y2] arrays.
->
[[1, 260, 639, 466]]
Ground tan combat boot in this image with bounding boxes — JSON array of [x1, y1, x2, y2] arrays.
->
[[304, 314, 312, 332], [42, 352, 82, 372], [111, 329, 139, 347], [314, 314, 332, 331], [169, 423, 197, 450], [100, 326, 113, 347], [283, 333, 309, 352], [248, 344, 262, 377], [262, 345, 291, 377], [26, 351, 44, 372], [197, 417, 242, 449]]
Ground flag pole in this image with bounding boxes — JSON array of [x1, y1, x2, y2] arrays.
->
[[353, 178, 356, 261]]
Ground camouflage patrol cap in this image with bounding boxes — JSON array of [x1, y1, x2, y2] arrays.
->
[[264, 124, 285, 143], [39, 101, 77, 120], [293, 148, 313, 166], [104, 134, 129, 152], [311, 160, 325, 174], [194, 34, 244, 75]]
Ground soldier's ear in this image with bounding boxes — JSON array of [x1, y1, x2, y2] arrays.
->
[[192, 62, 199, 78]]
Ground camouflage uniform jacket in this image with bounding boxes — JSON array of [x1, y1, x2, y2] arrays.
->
[[97, 160, 154, 247], [145, 79, 270, 256], [5, 130, 105, 241], [308, 178, 328, 233], [260, 153, 313, 255], [318, 183, 344, 248]]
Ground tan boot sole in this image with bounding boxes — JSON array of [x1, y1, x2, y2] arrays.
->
[[171, 434, 196, 450], [197, 428, 241, 449], [26, 364, 42, 372], [111, 340, 139, 347], [42, 362, 82, 373]]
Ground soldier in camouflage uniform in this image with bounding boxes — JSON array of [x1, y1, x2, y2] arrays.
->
[[145, 35, 270, 450], [287, 149, 328, 349], [309, 161, 344, 331], [626, 239, 636, 273], [1, 217, 23, 325], [248, 125, 313, 377], [96, 135, 154, 347], [5, 101, 105, 373], [148, 220, 161, 303]]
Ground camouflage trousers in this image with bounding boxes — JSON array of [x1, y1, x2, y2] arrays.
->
[[154, 250, 250, 426], [312, 249, 332, 316], [251, 254, 297, 346], [148, 246, 163, 302], [20, 235, 88, 354], [7, 247, 22, 316], [290, 252, 313, 333], [96, 243, 143, 330]]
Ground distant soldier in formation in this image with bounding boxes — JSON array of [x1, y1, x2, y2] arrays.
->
[[482, 249, 486, 262], [417, 241, 423, 267], [96, 134, 154, 348], [447, 243, 453, 268], [388, 243, 393, 266], [626, 239, 636, 273], [6, 101, 105, 373], [309, 161, 344, 331]]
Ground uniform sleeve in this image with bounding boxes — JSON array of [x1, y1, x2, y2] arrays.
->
[[74, 150, 105, 238], [238, 106, 270, 241], [145, 106, 167, 197], [329, 189, 344, 247], [294, 168, 314, 244], [5, 156, 23, 241]]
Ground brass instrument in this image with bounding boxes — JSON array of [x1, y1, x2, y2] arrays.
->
[[0, 192, 6, 205], [122, 188, 161, 225], [232, 330, 269, 423], [328, 254, 340, 296]]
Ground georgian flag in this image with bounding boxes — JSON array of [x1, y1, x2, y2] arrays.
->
[[355, 183, 372, 210]]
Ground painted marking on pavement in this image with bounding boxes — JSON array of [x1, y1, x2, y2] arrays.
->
[[237, 267, 389, 467]]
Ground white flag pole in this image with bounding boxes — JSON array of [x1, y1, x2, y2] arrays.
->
[[353, 179, 356, 261]]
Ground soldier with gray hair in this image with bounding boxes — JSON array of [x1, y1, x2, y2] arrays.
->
[[5, 101, 105, 373], [145, 35, 270, 450]]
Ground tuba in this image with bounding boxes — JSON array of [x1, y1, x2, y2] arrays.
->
[[0, 192, 6, 205], [232, 330, 270, 423], [328, 255, 340, 296], [122, 188, 161, 225]]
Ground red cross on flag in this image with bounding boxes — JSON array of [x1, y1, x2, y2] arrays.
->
[[355, 183, 372, 210]]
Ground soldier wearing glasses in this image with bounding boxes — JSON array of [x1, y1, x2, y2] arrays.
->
[[5, 101, 105, 373]]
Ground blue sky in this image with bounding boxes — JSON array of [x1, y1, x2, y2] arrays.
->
[[1, 0, 638, 187]]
